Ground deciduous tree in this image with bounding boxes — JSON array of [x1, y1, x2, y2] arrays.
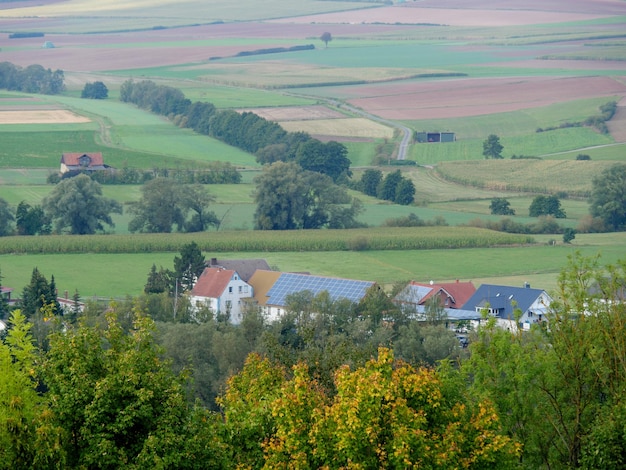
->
[[0, 197, 14, 236], [529, 194, 566, 218], [482, 134, 504, 159], [43, 174, 122, 234], [80, 81, 108, 99], [490, 197, 515, 215], [15, 201, 50, 235], [128, 177, 185, 233], [253, 161, 362, 230], [320, 32, 332, 48], [589, 163, 626, 231]]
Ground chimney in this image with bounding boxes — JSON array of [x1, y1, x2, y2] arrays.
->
[[524, 282, 530, 289], [211, 258, 217, 266]]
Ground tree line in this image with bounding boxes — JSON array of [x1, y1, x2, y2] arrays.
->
[[119, 79, 350, 181], [2, 253, 625, 468], [0, 62, 65, 94]]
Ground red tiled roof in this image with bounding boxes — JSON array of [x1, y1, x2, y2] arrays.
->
[[190, 268, 235, 298], [411, 281, 476, 308], [61, 152, 104, 166]]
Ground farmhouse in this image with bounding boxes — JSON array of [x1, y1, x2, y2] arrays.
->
[[206, 258, 270, 283], [462, 283, 552, 332], [59, 152, 107, 175], [189, 267, 252, 324], [415, 131, 455, 143]]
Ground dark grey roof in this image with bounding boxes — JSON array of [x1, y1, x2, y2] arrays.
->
[[461, 284, 549, 320], [207, 258, 271, 282]]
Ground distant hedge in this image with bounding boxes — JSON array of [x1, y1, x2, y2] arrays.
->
[[9, 32, 44, 39]]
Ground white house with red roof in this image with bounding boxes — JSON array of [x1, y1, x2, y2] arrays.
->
[[189, 267, 252, 324], [60, 152, 107, 174]]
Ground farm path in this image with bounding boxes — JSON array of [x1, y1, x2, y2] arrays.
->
[[322, 98, 411, 160]]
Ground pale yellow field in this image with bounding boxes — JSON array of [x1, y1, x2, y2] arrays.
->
[[0, 110, 91, 124], [239, 105, 344, 121], [278, 118, 394, 139]]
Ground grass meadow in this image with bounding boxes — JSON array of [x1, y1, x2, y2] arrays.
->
[[2, 234, 625, 298], [1, 1, 625, 300]]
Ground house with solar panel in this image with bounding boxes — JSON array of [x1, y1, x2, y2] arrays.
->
[[189, 267, 252, 324], [249, 271, 375, 322], [461, 283, 552, 332]]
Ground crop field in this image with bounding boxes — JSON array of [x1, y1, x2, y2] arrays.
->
[[436, 160, 618, 197], [1, 0, 625, 296], [278, 118, 394, 139]]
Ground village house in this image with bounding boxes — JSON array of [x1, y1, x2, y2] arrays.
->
[[462, 283, 552, 331], [248, 271, 375, 322], [205, 258, 270, 283], [394, 280, 476, 312], [189, 267, 252, 324], [59, 152, 108, 175]]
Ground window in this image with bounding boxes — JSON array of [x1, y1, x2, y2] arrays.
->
[[238, 286, 242, 293], [229, 286, 233, 293]]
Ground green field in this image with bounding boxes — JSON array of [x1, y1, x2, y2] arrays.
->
[[1, 0, 625, 302], [1, 233, 624, 298]]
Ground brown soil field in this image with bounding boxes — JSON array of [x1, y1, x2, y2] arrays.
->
[[340, 76, 626, 120], [0, 110, 91, 124], [237, 105, 344, 121], [0, 21, 409, 72], [271, 3, 618, 27]]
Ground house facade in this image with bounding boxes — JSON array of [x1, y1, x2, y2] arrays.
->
[[462, 283, 552, 331], [189, 267, 252, 324]]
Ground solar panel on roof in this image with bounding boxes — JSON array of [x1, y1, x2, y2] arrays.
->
[[266, 273, 374, 307]]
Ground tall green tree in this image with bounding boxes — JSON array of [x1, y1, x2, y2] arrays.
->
[[529, 194, 566, 218], [320, 31, 332, 48], [15, 201, 50, 235], [377, 169, 403, 201], [394, 177, 415, 205], [295, 140, 351, 182], [20, 268, 59, 317], [42, 307, 226, 468], [253, 161, 362, 230], [482, 134, 504, 159], [43, 174, 122, 234], [173, 241, 205, 292], [359, 168, 382, 197], [589, 163, 626, 231], [0, 197, 14, 236], [0, 310, 62, 468], [179, 184, 219, 232], [128, 177, 185, 233], [81, 81, 108, 99], [489, 197, 515, 215]]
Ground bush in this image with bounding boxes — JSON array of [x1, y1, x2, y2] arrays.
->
[[576, 154, 591, 161]]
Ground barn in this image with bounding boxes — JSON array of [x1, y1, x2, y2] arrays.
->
[[415, 131, 455, 143]]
